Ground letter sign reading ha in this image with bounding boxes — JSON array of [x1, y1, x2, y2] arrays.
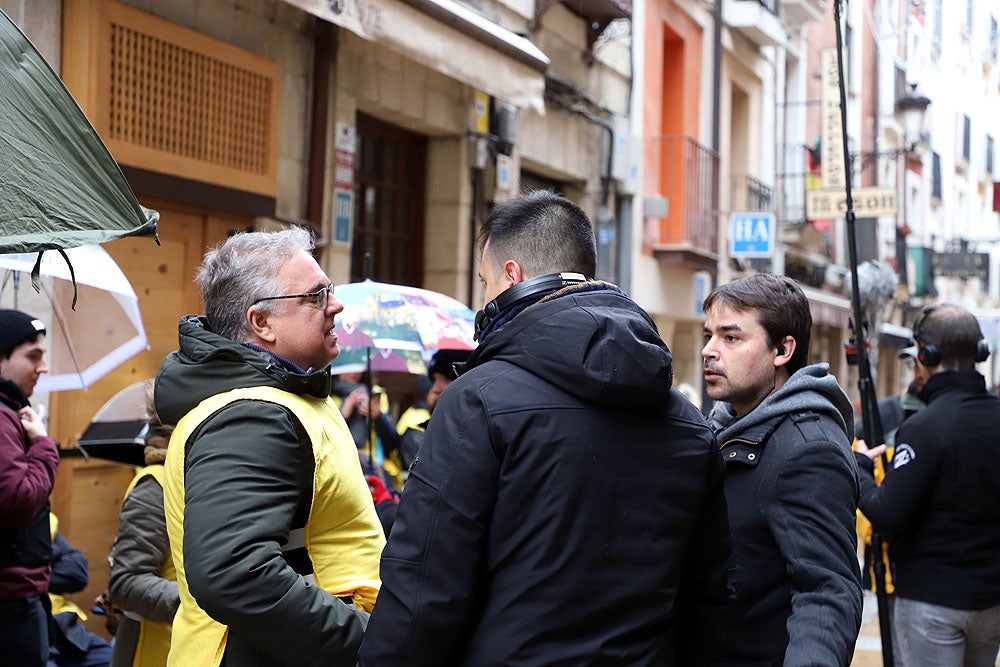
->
[[729, 212, 775, 259]]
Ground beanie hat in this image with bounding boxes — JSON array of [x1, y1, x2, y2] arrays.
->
[[0, 310, 45, 359], [428, 348, 472, 380]]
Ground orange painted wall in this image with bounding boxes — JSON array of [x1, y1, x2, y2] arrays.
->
[[643, 0, 703, 245]]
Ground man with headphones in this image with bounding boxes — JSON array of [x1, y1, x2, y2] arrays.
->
[[856, 303, 1000, 666], [359, 190, 734, 666]]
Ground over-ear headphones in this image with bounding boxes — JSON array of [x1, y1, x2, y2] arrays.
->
[[913, 306, 990, 367], [474, 272, 588, 341]]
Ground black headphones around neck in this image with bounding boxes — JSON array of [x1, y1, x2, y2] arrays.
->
[[913, 307, 990, 367], [474, 272, 588, 341]]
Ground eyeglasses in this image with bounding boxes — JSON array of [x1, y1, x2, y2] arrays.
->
[[252, 282, 334, 310]]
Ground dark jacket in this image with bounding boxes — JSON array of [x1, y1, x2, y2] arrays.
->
[[359, 283, 733, 667], [109, 471, 177, 667], [154, 316, 370, 667], [856, 370, 1000, 610], [0, 378, 58, 599], [708, 364, 862, 667]]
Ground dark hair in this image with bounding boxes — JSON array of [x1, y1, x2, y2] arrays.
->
[[477, 190, 597, 279], [912, 303, 983, 370], [703, 273, 812, 374]]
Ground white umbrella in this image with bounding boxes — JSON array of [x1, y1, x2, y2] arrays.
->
[[0, 245, 148, 392]]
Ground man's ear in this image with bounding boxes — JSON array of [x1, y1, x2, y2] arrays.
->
[[247, 305, 276, 343], [774, 336, 796, 368], [503, 260, 524, 286]]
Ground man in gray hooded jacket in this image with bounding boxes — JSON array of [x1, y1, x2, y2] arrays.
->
[[701, 273, 862, 666]]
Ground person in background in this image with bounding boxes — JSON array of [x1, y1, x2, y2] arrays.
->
[[855, 344, 927, 627], [155, 228, 384, 666], [856, 304, 1000, 666], [107, 394, 177, 667], [47, 515, 112, 667], [0, 309, 58, 666], [395, 348, 472, 470], [331, 371, 401, 484], [359, 190, 732, 666], [367, 348, 474, 537], [701, 273, 862, 666]]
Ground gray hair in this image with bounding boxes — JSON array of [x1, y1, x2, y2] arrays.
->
[[196, 227, 314, 342]]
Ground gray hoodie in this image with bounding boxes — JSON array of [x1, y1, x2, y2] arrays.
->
[[708, 362, 853, 446]]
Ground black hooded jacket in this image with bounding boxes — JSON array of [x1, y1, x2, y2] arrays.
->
[[359, 283, 733, 666], [857, 370, 1000, 611]]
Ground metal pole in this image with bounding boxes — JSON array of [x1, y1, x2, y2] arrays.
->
[[833, 3, 894, 665]]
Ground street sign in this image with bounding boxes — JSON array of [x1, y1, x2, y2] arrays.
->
[[821, 49, 846, 189], [729, 212, 775, 258], [806, 186, 897, 220]]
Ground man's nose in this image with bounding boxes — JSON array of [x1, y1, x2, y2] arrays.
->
[[327, 295, 344, 315], [701, 340, 715, 360], [38, 359, 48, 374]]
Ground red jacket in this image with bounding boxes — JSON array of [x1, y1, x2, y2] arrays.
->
[[0, 380, 59, 599]]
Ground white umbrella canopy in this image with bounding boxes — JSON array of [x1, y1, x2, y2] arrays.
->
[[0, 245, 148, 392]]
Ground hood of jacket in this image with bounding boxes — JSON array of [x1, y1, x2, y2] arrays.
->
[[155, 315, 333, 426], [707, 362, 853, 445], [466, 283, 674, 408]]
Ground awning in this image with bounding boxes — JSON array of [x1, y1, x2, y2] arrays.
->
[[283, 0, 549, 114], [800, 286, 852, 328]]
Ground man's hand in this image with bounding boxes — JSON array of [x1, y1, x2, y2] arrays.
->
[[18, 406, 47, 440], [855, 438, 887, 462]]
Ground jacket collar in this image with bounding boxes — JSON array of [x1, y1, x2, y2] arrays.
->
[[918, 370, 986, 404], [0, 376, 29, 411]]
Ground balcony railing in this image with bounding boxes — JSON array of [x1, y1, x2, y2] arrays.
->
[[730, 174, 773, 212], [648, 135, 719, 269]]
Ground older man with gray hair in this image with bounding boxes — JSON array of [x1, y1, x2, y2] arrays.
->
[[155, 227, 384, 667]]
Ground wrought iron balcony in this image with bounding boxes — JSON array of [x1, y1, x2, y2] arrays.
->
[[730, 174, 773, 212], [648, 135, 720, 272]]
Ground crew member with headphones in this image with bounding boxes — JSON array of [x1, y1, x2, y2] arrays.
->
[[360, 190, 734, 666], [856, 304, 1000, 667]]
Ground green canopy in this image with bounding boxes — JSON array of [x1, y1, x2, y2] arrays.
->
[[0, 9, 158, 254]]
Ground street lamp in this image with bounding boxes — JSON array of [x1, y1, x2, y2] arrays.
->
[[894, 83, 930, 295], [895, 83, 931, 153]]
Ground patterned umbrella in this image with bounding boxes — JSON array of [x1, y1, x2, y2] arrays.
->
[[331, 280, 477, 375]]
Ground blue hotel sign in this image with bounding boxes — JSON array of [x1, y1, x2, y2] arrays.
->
[[729, 212, 775, 259]]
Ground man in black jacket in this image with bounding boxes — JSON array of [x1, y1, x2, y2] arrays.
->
[[702, 274, 862, 666], [359, 190, 733, 666], [857, 304, 1000, 666]]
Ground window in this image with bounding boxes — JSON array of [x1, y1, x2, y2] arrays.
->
[[931, 0, 943, 62], [987, 136, 995, 175], [991, 16, 1000, 61], [967, 0, 975, 37], [352, 113, 427, 285], [932, 151, 943, 201], [962, 115, 972, 163]]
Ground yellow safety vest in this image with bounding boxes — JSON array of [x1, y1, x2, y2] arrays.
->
[[120, 465, 175, 667], [163, 386, 384, 667], [48, 514, 85, 621]]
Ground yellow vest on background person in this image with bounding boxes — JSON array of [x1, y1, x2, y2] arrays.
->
[[331, 385, 404, 486], [853, 440, 895, 594], [120, 465, 176, 667], [163, 386, 384, 667], [48, 514, 86, 622]]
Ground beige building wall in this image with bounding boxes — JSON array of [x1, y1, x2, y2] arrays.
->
[[0, 0, 61, 68]]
